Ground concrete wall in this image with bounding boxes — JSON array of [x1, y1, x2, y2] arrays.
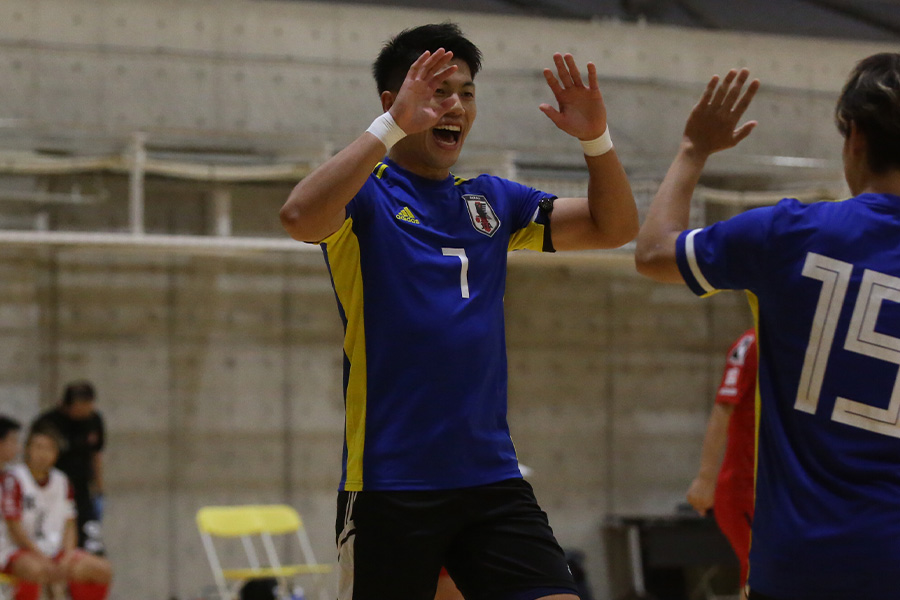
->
[[0, 0, 894, 173], [0, 1, 895, 599], [0, 245, 750, 600]]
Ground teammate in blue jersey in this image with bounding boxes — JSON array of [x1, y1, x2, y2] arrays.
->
[[280, 22, 637, 600], [635, 54, 900, 600]]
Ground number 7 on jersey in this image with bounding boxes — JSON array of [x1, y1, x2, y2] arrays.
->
[[442, 247, 470, 299]]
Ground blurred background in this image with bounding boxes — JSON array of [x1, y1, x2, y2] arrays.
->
[[0, 1, 897, 598]]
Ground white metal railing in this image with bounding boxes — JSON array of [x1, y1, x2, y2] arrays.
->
[[0, 130, 844, 256], [0, 230, 319, 254], [0, 131, 320, 253]]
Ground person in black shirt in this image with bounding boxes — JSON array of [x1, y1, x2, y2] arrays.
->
[[34, 381, 105, 554], [0, 416, 21, 468]]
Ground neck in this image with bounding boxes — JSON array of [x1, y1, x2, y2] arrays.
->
[[861, 169, 900, 197], [386, 139, 453, 181], [388, 154, 450, 180], [29, 465, 49, 481]]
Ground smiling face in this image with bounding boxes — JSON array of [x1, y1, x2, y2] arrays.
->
[[388, 59, 477, 180]]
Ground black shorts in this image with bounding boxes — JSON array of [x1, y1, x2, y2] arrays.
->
[[335, 478, 578, 600]]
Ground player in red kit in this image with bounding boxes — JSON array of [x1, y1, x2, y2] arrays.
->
[[687, 329, 756, 594]]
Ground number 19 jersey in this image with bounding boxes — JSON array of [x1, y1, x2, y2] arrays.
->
[[676, 193, 900, 600], [320, 159, 553, 492]]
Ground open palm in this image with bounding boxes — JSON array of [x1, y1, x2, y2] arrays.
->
[[684, 68, 760, 155], [389, 48, 459, 134], [540, 53, 607, 141]]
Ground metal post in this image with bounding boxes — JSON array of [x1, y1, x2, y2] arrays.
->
[[129, 131, 147, 235], [200, 533, 230, 600], [628, 524, 646, 597], [503, 150, 517, 181], [212, 188, 232, 237]]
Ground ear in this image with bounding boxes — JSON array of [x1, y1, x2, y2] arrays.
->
[[380, 90, 396, 113]]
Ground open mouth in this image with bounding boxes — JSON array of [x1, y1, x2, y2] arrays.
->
[[432, 125, 462, 148]]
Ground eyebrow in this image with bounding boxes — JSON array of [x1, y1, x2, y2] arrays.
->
[[439, 79, 475, 88]]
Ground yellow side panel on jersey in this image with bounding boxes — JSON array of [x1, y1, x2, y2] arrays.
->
[[508, 219, 547, 252], [746, 289, 761, 572], [322, 217, 367, 491]]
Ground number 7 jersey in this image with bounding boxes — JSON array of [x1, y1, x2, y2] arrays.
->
[[676, 193, 900, 600], [319, 159, 554, 493]]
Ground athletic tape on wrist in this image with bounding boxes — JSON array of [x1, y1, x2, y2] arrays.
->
[[367, 112, 407, 150], [579, 127, 613, 157]]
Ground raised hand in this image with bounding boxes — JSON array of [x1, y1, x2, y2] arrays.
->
[[388, 48, 459, 134], [540, 53, 607, 141], [684, 68, 760, 156]]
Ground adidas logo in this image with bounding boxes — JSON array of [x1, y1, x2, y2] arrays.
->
[[395, 207, 420, 224]]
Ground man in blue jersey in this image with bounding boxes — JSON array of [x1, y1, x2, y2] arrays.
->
[[280, 23, 637, 600], [635, 54, 900, 600]]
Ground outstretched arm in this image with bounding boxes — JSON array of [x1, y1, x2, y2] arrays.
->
[[280, 49, 460, 243], [635, 69, 760, 282], [540, 53, 638, 250], [686, 402, 734, 515]]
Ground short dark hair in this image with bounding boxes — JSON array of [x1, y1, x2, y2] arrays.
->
[[372, 23, 482, 94], [27, 420, 62, 450], [835, 52, 900, 174], [0, 416, 21, 441], [62, 380, 96, 406]]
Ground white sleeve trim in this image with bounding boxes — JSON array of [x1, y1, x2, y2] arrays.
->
[[685, 229, 716, 294]]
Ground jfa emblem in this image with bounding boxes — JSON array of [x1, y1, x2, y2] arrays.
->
[[463, 194, 501, 237]]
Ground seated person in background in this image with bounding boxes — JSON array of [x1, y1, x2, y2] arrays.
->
[[0, 422, 111, 600], [0, 417, 21, 469], [35, 381, 106, 554]]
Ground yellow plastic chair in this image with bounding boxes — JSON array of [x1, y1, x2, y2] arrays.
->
[[196, 504, 332, 600]]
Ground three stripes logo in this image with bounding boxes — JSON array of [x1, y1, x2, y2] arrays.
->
[[395, 207, 420, 224]]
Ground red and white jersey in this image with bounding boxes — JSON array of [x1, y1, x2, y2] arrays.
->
[[714, 328, 757, 496], [0, 464, 75, 564]]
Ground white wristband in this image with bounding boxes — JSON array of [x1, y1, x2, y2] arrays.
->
[[579, 127, 613, 157], [366, 112, 407, 151]]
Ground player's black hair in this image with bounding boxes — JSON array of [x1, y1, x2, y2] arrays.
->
[[835, 52, 900, 174], [0, 415, 21, 441], [27, 419, 63, 450], [372, 23, 482, 94], [62, 380, 96, 406]]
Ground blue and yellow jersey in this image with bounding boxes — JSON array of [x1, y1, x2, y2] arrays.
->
[[676, 193, 900, 600], [320, 159, 554, 492]]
